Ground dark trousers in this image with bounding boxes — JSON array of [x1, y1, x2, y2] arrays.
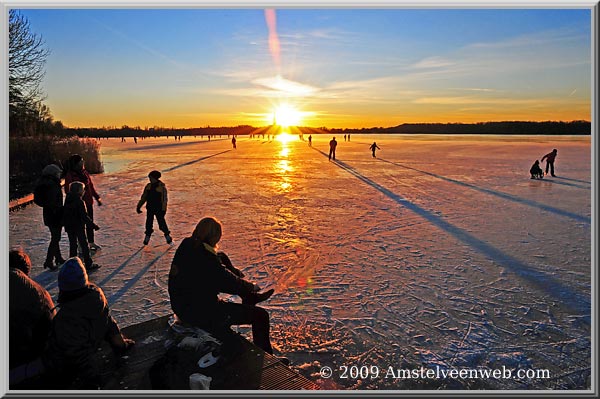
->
[[67, 228, 93, 268], [329, 149, 336, 160], [214, 302, 273, 354], [45, 225, 64, 264], [545, 161, 555, 176], [145, 210, 170, 236], [85, 204, 95, 243]]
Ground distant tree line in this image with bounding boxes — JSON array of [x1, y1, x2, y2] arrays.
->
[[324, 121, 591, 135], [67, 125, 259, 138]]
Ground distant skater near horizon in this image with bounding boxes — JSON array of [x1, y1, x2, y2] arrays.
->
[[308, 135, 312, 146], [369, 142, 381, 158], [329, 137, 338, 161], [541, 149, 558, 177], [232, 136, 237, 149]]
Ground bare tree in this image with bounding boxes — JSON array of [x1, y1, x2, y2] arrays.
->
[[9, 9, 50, 133]]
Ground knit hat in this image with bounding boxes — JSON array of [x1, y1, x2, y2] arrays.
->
[[42, 164, 62, 179], [148, 170, 162, 179], [58, 257, 89, 291]]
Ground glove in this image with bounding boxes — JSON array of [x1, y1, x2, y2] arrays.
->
[[93, 224, 100, 231], [252, 283, 261, 293], [136, 207, 142, 214], [97, 198, 103, 206]]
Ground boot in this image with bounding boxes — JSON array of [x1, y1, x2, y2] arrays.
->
[[165, 234, 173, 244], [143, 234, 151, 245]]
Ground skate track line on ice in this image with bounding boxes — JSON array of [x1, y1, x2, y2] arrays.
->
[[311, 148, 590, 322]]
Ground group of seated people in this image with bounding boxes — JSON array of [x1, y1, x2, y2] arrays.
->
[[9, 216, 278, 390]]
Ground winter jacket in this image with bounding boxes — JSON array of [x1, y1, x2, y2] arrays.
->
[[38, 174, 64, 227], [64, 169, 100, 208], [541, 151, 557, 163], [62, 192, 96, 234], [9, 269, 56, 369], [43, 284, 121, 386], [168, 238, 255, 326], [137, 180, 168, 212]]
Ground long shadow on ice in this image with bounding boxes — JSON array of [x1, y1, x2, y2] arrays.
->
[[97, 247, 144, 287], [162, 150, 231, 174], [104, 150, 232, 190], [378, 159, 590, 225], [106, 247, 171, 306], [316, 150, 590, 323], [555, 176, 591, 184], [125, 139, 227, 152]]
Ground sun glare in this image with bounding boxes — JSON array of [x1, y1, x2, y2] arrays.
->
[[277, 132, 297, 144], [273, 103, 303, 127]]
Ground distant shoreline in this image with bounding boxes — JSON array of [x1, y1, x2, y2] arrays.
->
[[65, 121, 591, 138]]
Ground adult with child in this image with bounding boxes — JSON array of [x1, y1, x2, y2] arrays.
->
[[64, 154, 103, 250], [9, 249, 56, 373], [63, 181, 101, 272], [36, 164, 66, 270], [137, 170, 172, 245], [168, 217, 278, 356], [540, 148, 558, 177], [42, 257, 135, 389]]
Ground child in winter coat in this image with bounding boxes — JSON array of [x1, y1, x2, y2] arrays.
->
[[64, 154, 103, 250], [530, 160, 544, 179], [137, 170, 172, 245], [42, 257, 134, 389], [63, 182, 100, 271]]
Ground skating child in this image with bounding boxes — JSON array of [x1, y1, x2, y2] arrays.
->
[[62, 182, 100, 272], [137, 170, 172, 245]]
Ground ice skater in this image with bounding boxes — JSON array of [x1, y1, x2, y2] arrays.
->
[[369, 142, 381, 158], [308, 135, 312, 146], [541, 148, 558, 177], [137, 170, 172, 245], [232, 136, 237, 149], [329, 137, 338, 161], [63, 154, 103, 251], [530, 160, 544, 179], [62, 182, 100, 272]]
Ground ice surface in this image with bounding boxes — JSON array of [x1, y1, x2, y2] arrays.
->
[[9, 133, 591, 389]]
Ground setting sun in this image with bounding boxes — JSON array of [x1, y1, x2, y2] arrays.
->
[[273, 104, 303, 127]]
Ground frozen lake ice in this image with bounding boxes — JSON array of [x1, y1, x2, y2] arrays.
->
[[8, 133, 592, 389]]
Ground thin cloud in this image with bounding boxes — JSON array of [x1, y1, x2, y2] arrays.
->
[[412, 56, 455, 69]]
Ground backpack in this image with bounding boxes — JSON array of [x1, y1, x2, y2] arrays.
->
[[33, 181, 49, 207]]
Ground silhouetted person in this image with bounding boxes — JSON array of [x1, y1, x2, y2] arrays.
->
[[329, 137, 338, 161], [232, 137, 237, 149], [344, 134, 347, 141], [63, 182, 100, 272], [347, 134, 351, 141], [530, 160, 544, 179], [308, 135, 312, 146], [137, 170, 172, 245], [9, 249, 56, 372], [42, 257, 134, 389], [37, 164, 66, 270], [168, 217, 279, 356], [64, 154, 103, 250], [541, 149, 558, 177], [369, 142, 380, 158]]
